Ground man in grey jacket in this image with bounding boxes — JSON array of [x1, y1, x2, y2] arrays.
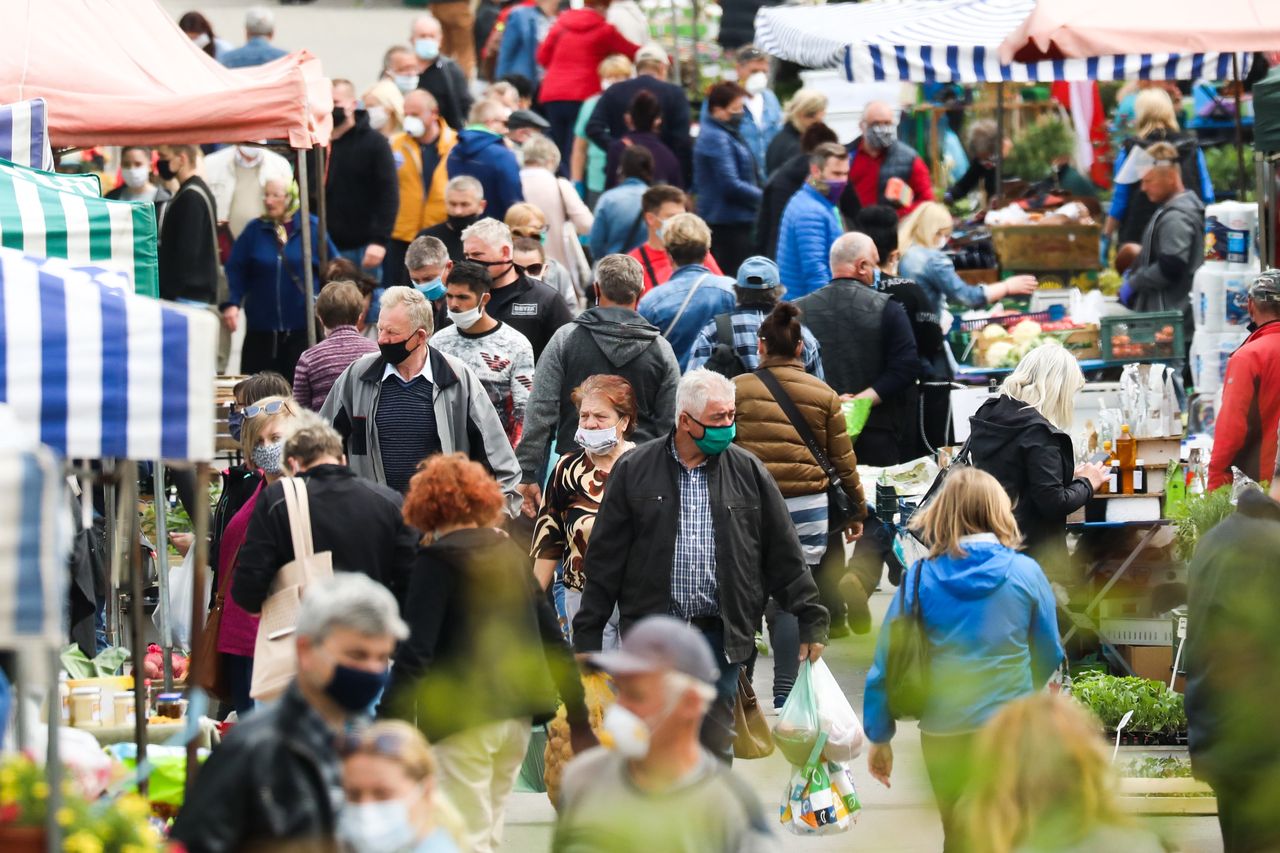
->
[[516, 254, 681, 515], [320, 286, 523, 515]]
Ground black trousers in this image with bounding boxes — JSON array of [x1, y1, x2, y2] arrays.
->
[[693, 618, 742, 764], [384, 238, 411, 288], [241, 329, 310, 383], [707, 223, 755, 280], [541, 100, 581, 178]]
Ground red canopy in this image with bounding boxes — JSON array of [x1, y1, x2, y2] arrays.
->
[[1000, 0, 1276, 64], [1, 0, 331, 149]]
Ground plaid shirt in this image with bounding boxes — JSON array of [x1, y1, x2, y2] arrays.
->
[[668, 440, 719, 619], [686, 307, 825, 378]]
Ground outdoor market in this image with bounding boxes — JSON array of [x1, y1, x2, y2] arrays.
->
[[1, 0, 1279, 851]]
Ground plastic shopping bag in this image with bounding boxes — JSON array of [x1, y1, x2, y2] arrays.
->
[[810, 658, 866, 763], [778, 732, 862, 836], [153, 548, 207, 650], [773, 661, 821, 766]]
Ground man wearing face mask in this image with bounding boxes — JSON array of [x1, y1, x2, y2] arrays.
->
[[429, 261, 535, 446], [412, 14, 473, 131], [627, 184, 724, 293], [320, 286, 523, 514], [776, 142, 850, 298], [575, 369, 828, 761], [404, 235, 453, 332], [388, 89, 458, 287], [554, 616, 777, 851], [697, 45, 782, 185], [204, 143, 294, 240], [418, 175, 487, 263], [156, 144, 220, 309], [845, 100, 933, 218], [171, 573, 408, 853]]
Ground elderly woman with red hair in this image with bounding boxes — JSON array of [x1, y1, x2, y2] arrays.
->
[[384, 453, 592, 853]]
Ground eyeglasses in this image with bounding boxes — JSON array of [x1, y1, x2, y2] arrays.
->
[[242, 400, 286, 419], [523, 263, 544, 277]]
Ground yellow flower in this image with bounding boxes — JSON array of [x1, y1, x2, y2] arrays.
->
[[33, 781, 50, 799], [116, 793, 150, 821], [56, 807, 76, 826], [0, 785, 16, 806], [62, 831, 104, 853], [0, 768, 15, 787]]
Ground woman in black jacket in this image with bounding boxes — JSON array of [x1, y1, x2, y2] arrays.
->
[[756, 122, 839, 258], [967, 345, 1108, 583], [384, 452, 591, 853]]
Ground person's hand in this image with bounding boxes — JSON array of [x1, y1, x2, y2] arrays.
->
[[798, 642, 825, 662], [169, 532, 193, 557], [1074, 461, 1109, 492], [517, 482, 542, 518], [844, 521, 864, 543], [868, 742, 894, 788], [1004, 274, 1037, 296], [361, 244, 387, 270], [221, 305, 239, 332]]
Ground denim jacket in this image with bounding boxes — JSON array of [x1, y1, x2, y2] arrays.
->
[[636, 264, 736, 369]]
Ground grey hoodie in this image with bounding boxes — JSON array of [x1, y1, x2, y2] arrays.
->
[[516, 305, 681, 483], [1128, 189, 1204, 317]]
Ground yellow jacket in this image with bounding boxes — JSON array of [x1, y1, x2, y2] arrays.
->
[[391, 120, 458, 242]]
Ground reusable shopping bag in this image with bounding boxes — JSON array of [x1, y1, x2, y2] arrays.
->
[[778, 732, 862, 836]]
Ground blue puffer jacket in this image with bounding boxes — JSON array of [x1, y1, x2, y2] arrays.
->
[[699, 91, 782, 184], [225, 213, 337, 332], [692, 119, 761, 225], [863, 537, 1063, 744], [777, 183, 842, 299]]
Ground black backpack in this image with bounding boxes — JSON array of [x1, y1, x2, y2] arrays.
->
[[702, 313, 747, 378]]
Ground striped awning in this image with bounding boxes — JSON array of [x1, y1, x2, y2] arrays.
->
[[0, 249, 218, 462], [0, 434, 67, 647], [0, 157, 158, 297], [755, 0, 1252, 83], [0, 99, 54, 171]]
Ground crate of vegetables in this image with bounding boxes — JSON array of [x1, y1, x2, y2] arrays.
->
[[1101, 311, 1184, 361], [969, 317, 1101, 368]]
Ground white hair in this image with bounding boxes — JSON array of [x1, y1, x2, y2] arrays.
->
[[461, 217, 513, 253], [521, 135, 561, 171], [245, 5, 274, 36], [1000, 342, 1084, 431], [675, 368, 735, 424], [829, 232, 875, 272], [380, 285, 435, 336], [297, 573, 408, 643]]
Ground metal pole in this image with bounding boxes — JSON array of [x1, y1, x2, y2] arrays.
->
[[125, 461, 149, 797], [45, 647, 62, 853], [995, 83, 1006, 203], [103, 461, 120, 647], [316, 146, 329, 272], [1232, 53, 1248, 200], [154, 462, 174, 691], [1256, 150, 1268, 268], [668, 0, 682, 89], [297, 147, 317, 347], [13, 653, 27, 751], [185, 462, 211, 794]]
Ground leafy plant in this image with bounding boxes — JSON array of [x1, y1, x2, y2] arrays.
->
[[1124, 756, 1193, 779], [1168, 485, 1236, 562], [1203, 144, 1254, 201], [1005, 117, 1076, 183], [1071, 672, 1187, 735]]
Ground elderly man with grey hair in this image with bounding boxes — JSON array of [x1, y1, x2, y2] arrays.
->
[[574, 367, 828, 763], [220, 6, 288, 69], [172, 573, 407, 853], [404, 234, 451, 330], [320, 285, 523, 513], [417, 174, 486, 263]]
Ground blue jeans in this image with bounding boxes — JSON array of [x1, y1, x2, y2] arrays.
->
[[338, 247, 385, 323]]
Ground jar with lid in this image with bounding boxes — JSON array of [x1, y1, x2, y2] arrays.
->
[[69, 687, 102, 727], [114, 691, 137, 727], [155, 693, 186, 719]]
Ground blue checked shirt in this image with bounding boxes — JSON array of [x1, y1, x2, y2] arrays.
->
[[668, 440, 719, 619], [686, 307, 825, 378]]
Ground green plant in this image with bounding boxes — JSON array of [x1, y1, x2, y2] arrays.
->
[[1071, 672, 1187, 734], [1005, 117, 1076, 183], [1203, 144, 1255, 201], [1124, 756, 1193, 779], [1168, 485, 1236, 562]]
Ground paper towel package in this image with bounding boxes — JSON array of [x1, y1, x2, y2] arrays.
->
[[1204, 201, 1259, 268], [1191, 329, 1249, 393], [1192, 265, 1256, 332]]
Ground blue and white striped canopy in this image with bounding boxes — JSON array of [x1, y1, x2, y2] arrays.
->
[[0, 249, 218, 462], [0, 99, 54, 172], [0, 435, 66, 647], [755, 0, 1251, 83]]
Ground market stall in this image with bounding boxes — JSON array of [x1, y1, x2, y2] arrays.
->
[[0, 98, 54, 171]]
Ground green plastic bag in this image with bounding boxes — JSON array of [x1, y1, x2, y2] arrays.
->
[[60, 644, 129, 679], [514, 724, 548, 793], [107, 744, 205, 806], [841, 398, 873, 440], [773, 661, 821, 767]]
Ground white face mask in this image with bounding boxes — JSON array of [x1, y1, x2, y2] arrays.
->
[[575, 423, 620, 455], [191, 32, 211, 49], [367, 106, 389, 132], [601, 703, 653, 759], [447, 305, 484, 330], [935, 236, 950, 250], [235, 146, 264, 169], [744, 71, 769, 96], [402, 115, 426, 138], [393, 73, 419, 94], [121, 166, 151, 189], [337, 798, 417, 853]]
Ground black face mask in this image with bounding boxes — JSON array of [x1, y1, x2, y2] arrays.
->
[[379, 331, 421, 366], [447, 213, 480, 231], [156, 158, 175, 182], [332, 106, 347, 127]]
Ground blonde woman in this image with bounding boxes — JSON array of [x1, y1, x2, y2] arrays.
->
[[363, 78, 406, 138], [863, 466, 1064, 853], [967, 344, 1108, 579], [1106, 87, 1213, 245], [340, 720, 463, 852], [504, 202, 579, 311], [961, 694, 1168, 853], [766, 87, 828, 175], [897, 201, 1038, 315]]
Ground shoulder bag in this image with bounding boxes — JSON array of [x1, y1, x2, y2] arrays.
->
[[192, 542, 240, 701], [732, 668, 775, 759], [753, 368, 859, 530], [250, 478, 334, 702], [556, 178, 593, 297], [909, 436, 972, 545], [885, 560, 930, 720]]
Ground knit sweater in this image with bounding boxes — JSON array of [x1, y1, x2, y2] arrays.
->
[[430, 320, 535, 446], [292, 326, 380, 411], [375, 374, 442, 493]]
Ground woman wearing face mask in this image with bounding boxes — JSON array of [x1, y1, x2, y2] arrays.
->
[[222, 178, 340, 382], [214, 395, 300, 716], [362, 79, 406, 139], [505, 203, 578, 312], [107, 147, 171, 214], [897, 201, 1037, 317], [179, 11, 231, 60], [531, 375, 637, 642], [339, 721, 464, 853], [691, 81, 763, 278], [384, 453, 593, 853]]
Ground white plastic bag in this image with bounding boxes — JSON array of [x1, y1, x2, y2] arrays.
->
[[153, 548, 207, 650], [810, 658, 865, 763]]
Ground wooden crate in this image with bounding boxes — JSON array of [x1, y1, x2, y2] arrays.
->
[[991, 223, 1101, 271], [1118, 777, 1217, 815]]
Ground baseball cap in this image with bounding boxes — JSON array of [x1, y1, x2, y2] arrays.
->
[[507, 109, 550, 131], [736, 256, 780, 289], [588, 615, 720, 685], [736, 45, 768, 64], [1249, 269, 1280, 300], [635, 43, 670, 66]]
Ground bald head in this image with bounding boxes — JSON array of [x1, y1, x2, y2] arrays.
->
[[404, 89, 435, 113], [830, 232, 879, 284], [411, 15, 442, 42], [862, 101, 894, 125]]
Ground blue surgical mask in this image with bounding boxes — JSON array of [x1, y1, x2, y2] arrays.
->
[[228, 408, 245, 443], [415, 37, 440, 62], [338, 798, 418, 853], [415, 278, 446, 301], [393, 73, 418, 94]]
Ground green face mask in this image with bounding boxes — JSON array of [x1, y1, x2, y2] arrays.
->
[[688, 416, 736, 455]]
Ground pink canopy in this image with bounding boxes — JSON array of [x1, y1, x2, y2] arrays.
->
[[1001, 0, 1276, 64], [0, 0, 331, 149]]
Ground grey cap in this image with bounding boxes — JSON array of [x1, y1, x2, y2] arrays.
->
[[588, 615, 720, 685], [508, 109, 550, 131], [1250, 269, 1280, 301]]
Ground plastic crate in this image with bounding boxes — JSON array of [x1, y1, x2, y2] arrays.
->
[[954, 305, 1064, 333], [1100, 311, 1184, 362], [1100, 617, 1174, 647]]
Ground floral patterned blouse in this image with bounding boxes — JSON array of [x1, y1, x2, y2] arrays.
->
[[530, 448, 625, 592]]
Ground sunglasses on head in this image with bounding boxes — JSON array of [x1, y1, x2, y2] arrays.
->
[[242, 400, 286, 419], [337, 730, 411, 759]]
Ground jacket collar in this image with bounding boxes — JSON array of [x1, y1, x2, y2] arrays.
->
[[1245, 318, 1280, 344], [300, 463, 355, 481], [358, 347, 459, 389], [758, 354, 804, 370]]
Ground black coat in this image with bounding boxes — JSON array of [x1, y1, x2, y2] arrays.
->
[[418, 57, 473, 131], [574, 432, 828, 663], [765, 122, 801, 178], [324, 112, 399, 251], [585, 75, 692, 186], [170, 686, 339, 853], [967, 394, 1092, 572], [231, 465, 419, 613], [756, 151, 808, 258], [383, 527, 587, 741], [485, 271, 574, 361], [158, 177, 220, 303]]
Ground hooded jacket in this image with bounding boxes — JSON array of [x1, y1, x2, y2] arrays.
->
[[446, 128, 524, 221], [863, 538, 1063, 743], [1208, 320, 1280, 490], [1125, 188, 1204, 320], [516, 305, 681, 483], [756, 151, 809, 258], [535, 8, 639, 104], [967, 394, 1093, 570]]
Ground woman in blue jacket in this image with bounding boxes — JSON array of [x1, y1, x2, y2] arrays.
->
[[863, 466, 1063, 853], [222, 178, 338, 382], [692, 81, 762, 279]]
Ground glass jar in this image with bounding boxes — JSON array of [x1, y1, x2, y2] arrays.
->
[[114, 691, 137, 727], [155, 693, 186, 720], [69, 687, 102, 727]]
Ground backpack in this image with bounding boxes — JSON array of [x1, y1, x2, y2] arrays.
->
[[703, 313, 747, 378]]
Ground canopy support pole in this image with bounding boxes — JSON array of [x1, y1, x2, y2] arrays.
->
[[298, 148, 317, 348], [185, 462, 211, 795], [316, 146, 329, 272], [104, 461, 121, 647], [668, 0, 682, 89], [1232, 54, 1247, 200], [154, 462, 174, 691], [124, 460, 149, 797], [45, 646, 62, 853], [995, 82, 1006, 203]]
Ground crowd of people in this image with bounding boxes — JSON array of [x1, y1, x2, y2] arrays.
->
[[56, 5, 1278, 853]]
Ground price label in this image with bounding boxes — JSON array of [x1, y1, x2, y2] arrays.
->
[[1177, 616, 1188, 639]]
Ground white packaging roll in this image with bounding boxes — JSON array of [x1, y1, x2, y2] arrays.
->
[[1191, 328, 1248, 393], [1204, 201, 1259, 268], [1193, 265, 1257, 332]]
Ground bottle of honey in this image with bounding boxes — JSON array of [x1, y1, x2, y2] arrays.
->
[[1098, 440, 1113, 495], [1116, 425, 1137, 494]]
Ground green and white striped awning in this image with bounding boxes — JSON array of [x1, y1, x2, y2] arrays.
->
[[0, 158, 157, 297]]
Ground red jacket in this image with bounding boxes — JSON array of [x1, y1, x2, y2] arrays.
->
[[1208, 320, 1280, 490], [536, 9, 638, 104]]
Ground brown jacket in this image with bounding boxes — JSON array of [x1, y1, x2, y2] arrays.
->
[[733, 357, 866, 523]]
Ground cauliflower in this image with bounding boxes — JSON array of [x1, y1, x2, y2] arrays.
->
[[1011, 319, 1043, 345], [982, 340, 1016, 368], [981, 323, 1010, 340]]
